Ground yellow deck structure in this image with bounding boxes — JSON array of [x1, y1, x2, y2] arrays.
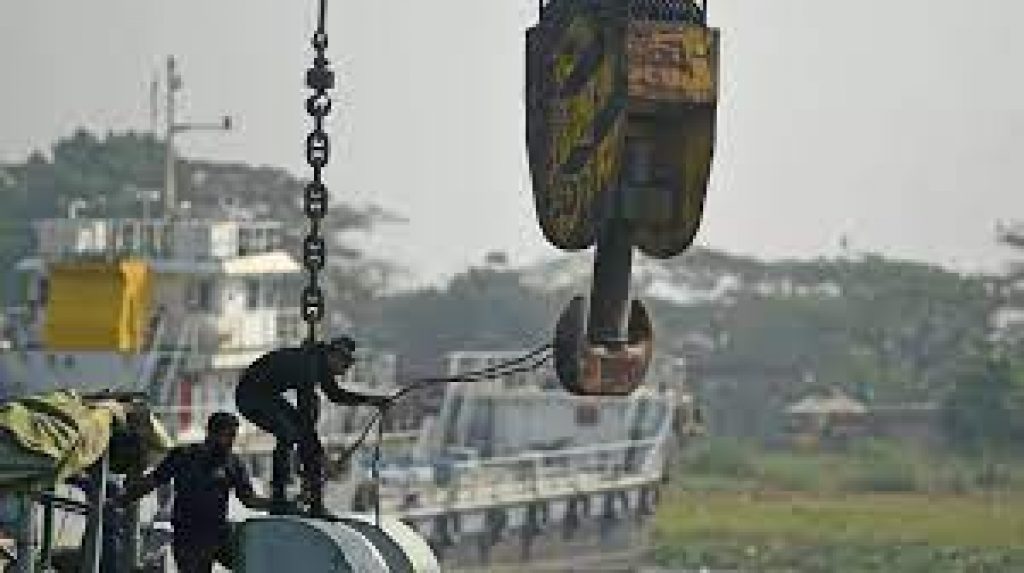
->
[[42, 259, 151, 352]]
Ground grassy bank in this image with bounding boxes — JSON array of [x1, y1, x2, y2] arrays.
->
[[656, 490, 1024, 547], [651, 440, 1024, 570], [676, 438, 1024, 495], [652, 491, 1024, 571]]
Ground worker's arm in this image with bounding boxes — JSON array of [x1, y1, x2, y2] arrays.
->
[[320, 373, 392, 408], [229, 457, 271, 511], [118, 448, 181, 504]]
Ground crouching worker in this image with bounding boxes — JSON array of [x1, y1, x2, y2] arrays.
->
[[234, 336, 391, 516], [114, 412, 268, 573]]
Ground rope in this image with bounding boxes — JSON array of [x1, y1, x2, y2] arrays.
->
[[392, 343, 554, 400], [338, 345, 553, 461], [335, 345, 555, 523], [373, 406, 384, 526]]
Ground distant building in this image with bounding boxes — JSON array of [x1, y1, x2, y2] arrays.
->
[[687, 358, 799, 443], [785, 388, 944, 450], [785, 388, 869, 449], [868, 402, 943, 449]]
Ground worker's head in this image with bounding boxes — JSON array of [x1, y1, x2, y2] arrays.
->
[[325, 336, 356, 376], [206, 411, 240, 456]]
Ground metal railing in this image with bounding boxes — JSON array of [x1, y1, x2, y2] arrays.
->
[[371, 429, 670, 517], [34, 218, 284, 261]]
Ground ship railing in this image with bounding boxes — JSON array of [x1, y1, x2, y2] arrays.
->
[[376, 436, 669, 515], [34, 217, 286, 261], [1, 306, 37, 350]]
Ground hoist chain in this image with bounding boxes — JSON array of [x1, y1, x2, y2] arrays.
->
[[302, 0, 335, 343]]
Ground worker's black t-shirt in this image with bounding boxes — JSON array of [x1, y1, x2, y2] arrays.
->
[[241, 346, 330, 395], [150, 443, 254, 541], [237, 344, 371, 409]]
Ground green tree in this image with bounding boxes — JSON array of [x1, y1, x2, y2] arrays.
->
[[942, 348, 1023, 455], [362, 266, 560, 376], [0, 129, 401, 306]]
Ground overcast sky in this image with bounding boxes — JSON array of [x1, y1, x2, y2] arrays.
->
[[2, 0, 1023, 285]]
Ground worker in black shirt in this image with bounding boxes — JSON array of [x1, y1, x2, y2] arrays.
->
[[234, 336, 391, 516], [115, 412, 268, 573]]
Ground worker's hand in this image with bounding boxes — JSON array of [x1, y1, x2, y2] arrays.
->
[[366, 393, 394, 410], [325, 337, 356, 375]]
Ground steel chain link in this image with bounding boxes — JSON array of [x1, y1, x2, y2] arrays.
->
[[302, 0, 335, 342]]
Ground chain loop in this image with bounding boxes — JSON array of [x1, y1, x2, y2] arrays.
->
[[306, 93, 333, 117], [312, 31, 329, 51], [303, 235, 327, 271], [306, 131, 330, 169], [303, 181, 328, 220], [301, 285, 326, 323], [302, 0, 333, 344]]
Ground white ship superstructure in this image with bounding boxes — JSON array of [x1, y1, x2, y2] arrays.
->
[[0, 215, 394, 447]]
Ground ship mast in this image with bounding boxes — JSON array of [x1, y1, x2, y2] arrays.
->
[[160, 56, 234, 219]]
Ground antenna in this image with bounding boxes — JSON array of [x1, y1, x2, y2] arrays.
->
[[161, 56, 234, 219], [149, 75, 160, 135]]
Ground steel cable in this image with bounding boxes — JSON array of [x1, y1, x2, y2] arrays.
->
[[333, 345, 555, 523]]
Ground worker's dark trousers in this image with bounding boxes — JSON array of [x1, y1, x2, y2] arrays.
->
[[172, 531, 234, 573], [235, 384, 324, 504]]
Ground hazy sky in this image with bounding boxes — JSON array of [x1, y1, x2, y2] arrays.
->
[[2, 0, 1024, 285]]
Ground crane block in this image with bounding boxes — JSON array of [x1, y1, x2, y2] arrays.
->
[[526, 1, 720, 256], [529, 1, 719, 395], [554, 296, 653, 395]]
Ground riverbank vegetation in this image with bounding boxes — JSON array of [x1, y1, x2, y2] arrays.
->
[[652, 440, 1024, 571]]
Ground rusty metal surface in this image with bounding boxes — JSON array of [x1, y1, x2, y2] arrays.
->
[[628, 105, 716, 258], [555, 297, 653, 396], [530, 2, 720, 395], [526, 0, 628, 251], [626, 21, 719, 258], [626, 21, 718, 103], [527, 5, 719, 258]]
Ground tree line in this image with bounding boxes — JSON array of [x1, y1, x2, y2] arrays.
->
[[2, 129, 1022, 456]]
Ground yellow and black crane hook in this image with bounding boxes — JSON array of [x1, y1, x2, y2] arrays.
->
[[526, 0, 720, 395]]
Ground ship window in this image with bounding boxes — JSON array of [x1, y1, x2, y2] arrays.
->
[[277, 314, 299, 344], [36, 277, 49, 306], [238, 227, 253, 256], [245, 279, 260, 309], [576, 402, 600, 426], [191, 279, 214, 311], [239, 227, 270, 255], [187, 280, 212, 311], [262, 277, 279, 307], [238, 228, 249, 256]]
